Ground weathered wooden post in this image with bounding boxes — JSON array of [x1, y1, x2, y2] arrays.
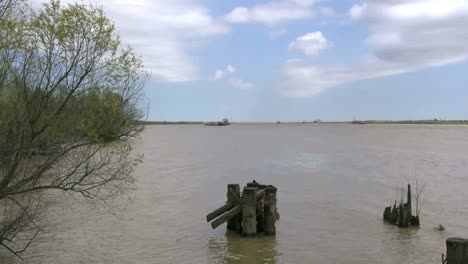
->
[[391, 201, 397, 224], [407, 184, 412, 217], [256, 185, 266, 233], [445, 238, 468, 264], [264, 186, 277, 236], [242, 187, 257, 237], [398, 202, 403, 227], [402, 204, 409, 227], [227, 184, 241, 231]]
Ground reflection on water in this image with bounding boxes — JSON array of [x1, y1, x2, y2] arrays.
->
[[207, 231, 278, 264]]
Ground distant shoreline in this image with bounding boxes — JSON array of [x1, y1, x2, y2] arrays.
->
[[139, 120, 468, 125], [139, 121, 203, 125]]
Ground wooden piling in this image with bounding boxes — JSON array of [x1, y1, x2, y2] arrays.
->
[[383, 206, 391, 222], [391, 201, 398, 224], [206, 182, 279, 236], [401, 203, 409, 228], [446, 238, 468, 264], [242, 187, 257, 237], [227, 184, 241, 231], [407, 184, 412, 217], [264, 186, 277, 236], [384, 184, 418, 228], [398, 202, 403, 227], [247, 181, 259, 188]]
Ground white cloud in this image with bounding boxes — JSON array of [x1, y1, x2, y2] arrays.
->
[[288, 31, 329, 56], [268, 28, 288, 39], [225, 0, 317, 25], [213, 65, 254, 90], [320, 7, 336, 17], [213, 65, 234, 80], [226, 65, 237, 73], [282, 0, 468, 97], [214, 70, 225, 80], [229, 79, 254, 90], [32, 0, 229, 82]]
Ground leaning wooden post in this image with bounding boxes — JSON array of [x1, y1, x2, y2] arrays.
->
[[264, 186, 277, 236], [227, 184, 241, 231], [242, 187, 257, 237], [446, 238, 468, 264]]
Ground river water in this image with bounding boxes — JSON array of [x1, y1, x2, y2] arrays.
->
[[2, 124, 468, 264]]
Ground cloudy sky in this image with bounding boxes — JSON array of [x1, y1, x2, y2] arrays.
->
[[34, 0, 468, 121]]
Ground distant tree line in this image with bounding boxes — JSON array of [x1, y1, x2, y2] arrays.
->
[[366, 120, 468, 125], [140, 121, 204, 125]]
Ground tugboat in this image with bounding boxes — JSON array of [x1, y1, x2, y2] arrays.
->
[[204, 118, 231, 126]]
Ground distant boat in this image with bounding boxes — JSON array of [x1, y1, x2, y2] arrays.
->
[[204, 118, 231, 126]]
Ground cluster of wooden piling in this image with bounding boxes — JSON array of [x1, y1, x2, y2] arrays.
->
[[206, 181, 278, 237], [442, 238, 468, 264], [383, 184, 420, 227]]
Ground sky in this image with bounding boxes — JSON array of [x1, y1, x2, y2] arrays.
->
[[33, 0, 468, 122]]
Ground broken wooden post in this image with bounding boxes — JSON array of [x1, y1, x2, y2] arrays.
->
[[264, 186, 277, 236], [445, 238, 468, 264], [227, 184, 241, 231], [206, 203, 234, 223], [242, 187, 257, 237]]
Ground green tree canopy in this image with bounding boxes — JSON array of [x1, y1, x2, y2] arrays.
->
[[0, 0, 148, 258]]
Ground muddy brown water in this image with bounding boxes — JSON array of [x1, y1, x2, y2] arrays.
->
[[2, 124, 468, 263]]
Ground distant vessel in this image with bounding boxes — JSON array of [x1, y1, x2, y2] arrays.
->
[[204, 118, 231, 126], [351, 120, 366, 125]]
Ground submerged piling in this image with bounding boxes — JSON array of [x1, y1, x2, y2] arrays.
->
[[206, 182, 279, 237], [242, 187, 257, 237], [407, 184, 412, 217], [227, 184, 241, 231], [383, 184, 418, 228], [264, 186, 277, 236], [256, 185, 266, 233], [445, 238, 468, 264]]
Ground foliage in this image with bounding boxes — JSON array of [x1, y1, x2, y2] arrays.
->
[[0, 0, 148, 258]]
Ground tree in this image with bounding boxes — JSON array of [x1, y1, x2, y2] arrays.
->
[[411, 177, 426, 217], [0, 0, 148, 258]]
